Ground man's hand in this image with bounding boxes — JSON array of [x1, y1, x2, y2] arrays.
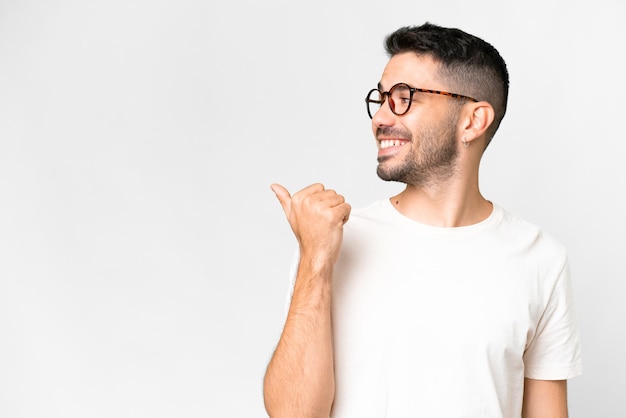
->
[[271, 183, 351, 270]]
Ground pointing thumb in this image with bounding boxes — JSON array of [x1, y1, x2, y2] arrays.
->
[[270, 183, 292, 216]]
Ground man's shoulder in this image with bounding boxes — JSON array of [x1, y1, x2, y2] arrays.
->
[[345, 199, 400, 232], [495, 204, 568, 260], [350, 199, 390, 219]]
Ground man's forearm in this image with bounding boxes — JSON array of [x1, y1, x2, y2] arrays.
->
[[263, 262, 335, 418]]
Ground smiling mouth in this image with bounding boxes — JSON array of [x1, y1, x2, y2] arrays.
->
[[379, 139, 409, 149]]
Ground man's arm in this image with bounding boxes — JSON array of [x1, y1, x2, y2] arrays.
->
[[522, 378, 568, 418], [263, 183, 350, 418]]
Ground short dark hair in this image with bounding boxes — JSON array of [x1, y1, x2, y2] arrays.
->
[[385, 23, 509, 145]]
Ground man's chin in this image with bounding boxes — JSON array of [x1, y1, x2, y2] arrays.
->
[[376, 165, 402, 183]]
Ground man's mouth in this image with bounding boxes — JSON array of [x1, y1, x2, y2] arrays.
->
[[379, 139, 409, 149]]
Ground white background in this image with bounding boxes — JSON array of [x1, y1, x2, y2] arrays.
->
[[0, 0, 624, 416]]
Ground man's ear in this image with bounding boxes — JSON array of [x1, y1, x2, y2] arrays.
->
[[461, 102, 495, 145]]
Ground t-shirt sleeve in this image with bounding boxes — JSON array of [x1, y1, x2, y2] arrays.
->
[[523, 259, 583, 379]]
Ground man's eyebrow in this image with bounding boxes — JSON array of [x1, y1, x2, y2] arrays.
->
[[377, 82, 383, 91]]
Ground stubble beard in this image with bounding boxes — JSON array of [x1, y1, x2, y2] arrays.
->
[[376, 114, 459, 188]]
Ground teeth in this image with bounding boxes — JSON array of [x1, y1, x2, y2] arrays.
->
[[380, 139, 405, 149]]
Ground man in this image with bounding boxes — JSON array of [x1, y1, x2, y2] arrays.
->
[[263, 23, 582, 418]]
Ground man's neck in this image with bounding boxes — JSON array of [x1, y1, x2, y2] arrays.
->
[[390, 180, 492, 228]]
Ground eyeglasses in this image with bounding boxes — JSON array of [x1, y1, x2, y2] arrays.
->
[[365, 82, 478, 119]]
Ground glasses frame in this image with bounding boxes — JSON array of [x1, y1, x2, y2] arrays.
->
[[365, 82, 478, 119]]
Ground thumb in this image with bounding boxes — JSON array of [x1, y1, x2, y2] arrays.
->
[[270, 183, 292, 216]]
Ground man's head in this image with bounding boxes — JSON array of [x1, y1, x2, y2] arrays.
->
[[384, 23, 509, 144], [369, 23, 509, 187]]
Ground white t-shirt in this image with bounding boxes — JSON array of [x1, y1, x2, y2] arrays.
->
[[287, 200, 582, 417]]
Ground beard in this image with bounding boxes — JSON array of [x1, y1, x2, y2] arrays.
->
[[376, 111, 459, 187]]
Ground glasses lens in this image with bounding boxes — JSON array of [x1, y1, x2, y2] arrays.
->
[[389, 84, 412, 116], [366, 89, 383, 118]]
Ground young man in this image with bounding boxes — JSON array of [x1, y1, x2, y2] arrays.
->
[[263, 23, 582, 418]]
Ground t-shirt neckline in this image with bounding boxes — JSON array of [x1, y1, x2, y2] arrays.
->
[[381, 197, 504, 237]]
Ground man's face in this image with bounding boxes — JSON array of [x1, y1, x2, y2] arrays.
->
[[372, 52, 462, 187]]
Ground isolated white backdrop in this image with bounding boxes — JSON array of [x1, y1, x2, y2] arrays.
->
[[0, 0, 624, 417]]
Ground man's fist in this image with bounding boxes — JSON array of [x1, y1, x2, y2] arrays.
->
[[271, 183, 351, 269]]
